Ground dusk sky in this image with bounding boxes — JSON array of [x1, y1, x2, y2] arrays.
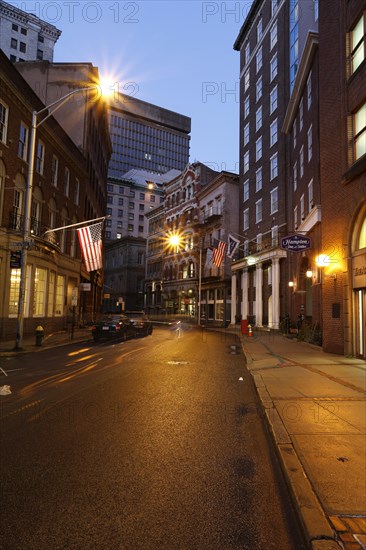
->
[[8, 0, 254, 173]]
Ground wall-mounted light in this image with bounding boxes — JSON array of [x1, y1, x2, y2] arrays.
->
[[247, 256, 256, 266], [315, 254, 331, 267], [288, 281, 294, 287], [306, 270, 313, 278]]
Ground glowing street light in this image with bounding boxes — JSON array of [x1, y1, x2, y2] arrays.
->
[[15, 84, 105, 350]]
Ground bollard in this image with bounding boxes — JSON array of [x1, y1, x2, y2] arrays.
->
[[248, 324, 253, 337], [35, 325, 44, 346]]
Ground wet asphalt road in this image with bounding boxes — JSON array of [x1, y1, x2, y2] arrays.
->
[[0, 326, 306, 549]]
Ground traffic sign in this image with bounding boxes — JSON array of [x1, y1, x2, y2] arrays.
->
[[281, 234, 311, 252], [10, 251, 21, 268]]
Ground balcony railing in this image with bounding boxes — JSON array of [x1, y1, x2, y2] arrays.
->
[[9, 212, 58, 245]]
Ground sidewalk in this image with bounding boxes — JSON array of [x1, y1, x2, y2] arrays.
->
[[0, 326, 93, 356], [240, 329, 366, 550]]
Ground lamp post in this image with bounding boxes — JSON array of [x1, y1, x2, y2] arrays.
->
[[15, 86, 102, 350]]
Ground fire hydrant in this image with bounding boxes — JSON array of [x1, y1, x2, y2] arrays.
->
[[248, 324, 253, 337], [35, 325, 44, 346]]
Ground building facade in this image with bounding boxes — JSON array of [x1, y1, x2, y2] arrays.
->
[[0, 51, 90, 339], [106, 93, 191, 177], [14, 60, 112, 319], [318, 0, 366, 356], [232, 0, 303, 329], [145, 163, 239, 325], [0, 0, 61, 62], [105, 168, 179, 241]]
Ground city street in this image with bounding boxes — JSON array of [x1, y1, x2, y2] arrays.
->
[[0, 326, 306, 550]]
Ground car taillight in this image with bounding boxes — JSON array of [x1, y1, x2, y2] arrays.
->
[[91, 325, 97, 331]]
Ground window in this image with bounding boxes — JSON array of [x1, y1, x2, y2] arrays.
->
[[55, 275, 65, 316], [270, 153, 278, 180], [256, 47, 262, 73], [271, 225, 278, 247], [35, 140, 45, 174], [270, 85, 277, 114], [293, 120, 297, 149], [307, 125, 313, 161], [256, 106, 262, 131], [0, 100, 9, 143], [256, 76, 262, 102], [354, 102, 366, 160], [256, 167, 262, 192], [21, 27, 27, 35], [129, 201, 135, 209], [119, 186, 124, 194], [308, 179, 314, 208], [272, 0, 279, 16], [74, 179, 80, 205], [300, 146, 304, 177], [33, 268, 47, 316], [47, 272, 55, 317], [18, 122, 28, 160], [244, 96, 250, 118], [244, 122, 250, 146], [293, 161, 298, 191], [129, 213, 134, 221], [300, 194, 305, 220], [38, 34, 44, 43], [106, 208, 112, 215], [257, 18, 263, 42], [64, 167, 70, 197], [37, 49, 43, 60], [307, 72, 312, 109], [118, 197, 124, 206], [299, 98, 304, 130], [256, 137, 262, 161], [150, 195, 156, 203], [9, 269, 20, 316], [243, 208, 249, 231], [130, 190, 135, 198], [11, 38, 17, 49], [51, 155, 58, 186], [270, 22, 277, 49], [243, 151, 249, 174], [19, 42, 26, 53], [243, 179, 249, 202], [270, 119, 278, 146], [118, 209, 123, 217], [351, 15, 365, 74], [245, 42, 250, 64], [139, 192, 145, 200], [294, 206, 298, 229], [244, 70, 250, 92], [255, 199, 262, 223], [270, 54, 278, 81], [105, 231, 111, 239], [270, 187, 278, 214], [313, 0, 318, 21], [117, 221, 122, 229], [139, 203, 144, 211], [106, 219, 112, 227], [12, 23, 18, 31]]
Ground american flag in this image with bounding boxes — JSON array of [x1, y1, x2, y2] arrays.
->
[[212, 240, 227, 267], [77, 221, 103, 272]]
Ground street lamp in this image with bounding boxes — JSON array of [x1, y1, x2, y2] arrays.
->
[[15, 85, 103, 350]]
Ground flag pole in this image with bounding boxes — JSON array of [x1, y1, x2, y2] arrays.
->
[[43, 216, 108, 235]]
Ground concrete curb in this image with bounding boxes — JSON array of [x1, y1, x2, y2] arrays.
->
[[240, 340, 343, 550]]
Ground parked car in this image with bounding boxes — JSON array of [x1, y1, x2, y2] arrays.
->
[[91, 315, 136, 342], [125, 311, 153, 337]]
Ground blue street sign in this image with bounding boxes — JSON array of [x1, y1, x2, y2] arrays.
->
[[281, 234, 312, 252]]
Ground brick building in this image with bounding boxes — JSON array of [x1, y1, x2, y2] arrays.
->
[[145, 163, 239, 325], [318, 0, 366, 356], [0, 51, 90, 339], [232, 0, 310, 329], [15, 61, 112, 320]]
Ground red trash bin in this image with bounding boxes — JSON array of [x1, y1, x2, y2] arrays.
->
[[241, 319, 248, 335]]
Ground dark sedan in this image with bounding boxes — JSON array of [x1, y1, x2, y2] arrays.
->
[[125, 311, 153, 337], [91, 315, 136, 342]]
